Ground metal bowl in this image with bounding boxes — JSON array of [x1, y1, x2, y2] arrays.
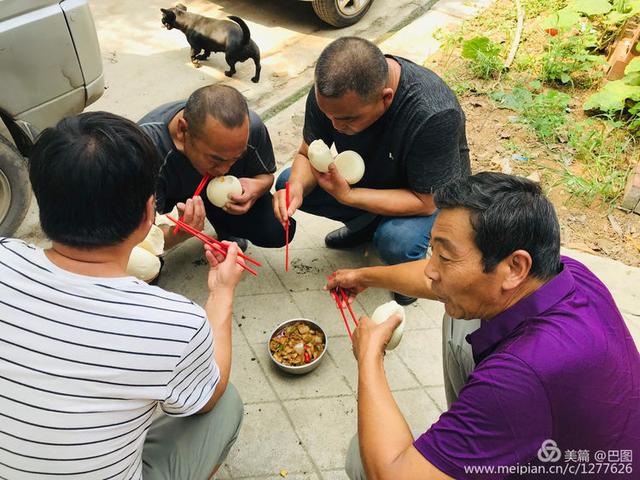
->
[[267, 318, 328, 375]]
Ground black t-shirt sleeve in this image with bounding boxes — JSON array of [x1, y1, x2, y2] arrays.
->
[[243, 111, 276, 177], [407, 108, 465, 194], [302, 87, 333, 147], [155, 175, 168, 214]]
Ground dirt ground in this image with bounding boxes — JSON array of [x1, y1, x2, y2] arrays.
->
[[456, 90, 640, 267], [419, 2, 640, 268]]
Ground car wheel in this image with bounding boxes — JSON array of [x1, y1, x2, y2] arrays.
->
[[312, 0, 373, 28], [0, 134, 31, 237]]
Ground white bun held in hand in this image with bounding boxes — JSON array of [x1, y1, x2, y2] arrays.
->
[[207, 175, 243, 208], [334, 150, 365, 184], [308, 139, 333, 173], [370, 300, 406, 350], [138, 224, 165, 256], [127, 246, 161, 283], [308, 139, 365, 184]]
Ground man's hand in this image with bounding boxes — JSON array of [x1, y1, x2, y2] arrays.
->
[[312, 163, 351, 203], [162, 196, 206, 250], [225, 177, 261, 215], [352, 314, 403, 363], [324, 269, 368, 306], [177, 196, 206, 231], [204, 241, 245, 295], [273, 181, 304, 228]]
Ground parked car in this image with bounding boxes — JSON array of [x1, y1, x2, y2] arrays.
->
[[304, 0, 374, 27], [0, 0, 104, 236]]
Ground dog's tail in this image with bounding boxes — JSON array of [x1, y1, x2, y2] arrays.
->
[[228, 16, 251, 45], [0, 107, 33, 157]]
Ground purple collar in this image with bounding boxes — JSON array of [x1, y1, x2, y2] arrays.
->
[[466, 260, 574, 364]]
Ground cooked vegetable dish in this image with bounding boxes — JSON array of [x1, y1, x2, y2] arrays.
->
[[270, 322, 325, 366]]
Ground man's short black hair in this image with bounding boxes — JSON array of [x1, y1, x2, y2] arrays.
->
[[183, 84, 249, 137], [315, 37, 389, 101], [434, 172, 562, 280], [29, 112, 160, 248]]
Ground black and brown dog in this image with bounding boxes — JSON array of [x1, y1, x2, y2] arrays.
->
[[161, 4, 261, 83]]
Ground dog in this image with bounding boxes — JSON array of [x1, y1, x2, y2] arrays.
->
[[161, 4, 261, 83]]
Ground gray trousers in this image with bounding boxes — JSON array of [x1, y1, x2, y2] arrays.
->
[[345, 316, 479, 479], [142, 383, 243, 480]]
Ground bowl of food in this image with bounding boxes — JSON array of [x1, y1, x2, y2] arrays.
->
[[268, 318, 327, 375]]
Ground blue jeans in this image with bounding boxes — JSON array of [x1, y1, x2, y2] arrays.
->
[[276, 168, 437, 265]]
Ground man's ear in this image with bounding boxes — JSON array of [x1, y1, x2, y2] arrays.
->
[[176, 117, 189, 143], [381, 87, 394, 109], [144, 196, 156, 227], [501, 250, 533, 291], [176, 3, 187, 11]]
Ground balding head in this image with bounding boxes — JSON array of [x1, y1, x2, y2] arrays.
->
[[315, 37, 389, 102], [183, 84, 249, 138]]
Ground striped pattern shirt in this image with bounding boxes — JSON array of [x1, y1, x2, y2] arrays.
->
[[0, 238, 219, 479]]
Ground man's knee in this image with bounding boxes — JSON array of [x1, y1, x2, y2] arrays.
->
[[373, 220, 429, 265], [275, 168, 291, 191], [218, 383, 244, 437], [251, 217, 296, 248]]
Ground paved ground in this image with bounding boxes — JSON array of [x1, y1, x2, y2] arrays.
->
[[13, 0, 640, 478]]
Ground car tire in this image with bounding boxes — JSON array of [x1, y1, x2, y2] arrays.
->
[[312, 0, 373, 28], [0, 134, 31, 237]]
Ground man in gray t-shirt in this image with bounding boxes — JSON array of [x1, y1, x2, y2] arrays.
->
[[273, 37, 469, 305], [139, 85, 295, 251]]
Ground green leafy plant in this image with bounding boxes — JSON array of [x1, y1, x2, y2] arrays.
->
[[563, 120, 635, 204], [584, 57, 640, 129], [491, 86, 571, 142], [540, 27, 605, 86], [461, 36, 503, 79]]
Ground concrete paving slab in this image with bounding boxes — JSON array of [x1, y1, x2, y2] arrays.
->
[[417, 299, 447, 328], [320, 470, 350, 480], [425, 386, 449, 413], [379, 9, 462, 65], [231, 341, 278, 404], [290, 290, 359, 339], [393, 388, 443, 433], [253, 341, 353, 400], [355, 287, 441, 330], [221, 402, 315, 478], [233, 249, 290, 298], [432, 0, 496, 19], [264, 249, 336, 293], [284, 396, 357, 471], [396, 328, 445, 387], [234, 293, 303, 345], [329, 336, 421, 392]]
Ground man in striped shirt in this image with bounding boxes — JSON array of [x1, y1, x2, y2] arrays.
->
[[0, 112, 244, 479]]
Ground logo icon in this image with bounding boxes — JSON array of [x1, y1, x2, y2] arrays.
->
[[538, 439, 562, 463]]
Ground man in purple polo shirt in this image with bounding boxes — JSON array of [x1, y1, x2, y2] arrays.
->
[[327, 172, 640, 479]]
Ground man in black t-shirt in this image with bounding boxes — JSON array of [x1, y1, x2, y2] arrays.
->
[[273, 37, 469, 305], [139, 85, 295, 251]]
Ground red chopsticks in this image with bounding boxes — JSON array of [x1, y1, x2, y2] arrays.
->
[[330, 287, 359, 340], [167, 215, 260, 276], [173, 174, 211, 235], [285, 181, 290, 272]]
